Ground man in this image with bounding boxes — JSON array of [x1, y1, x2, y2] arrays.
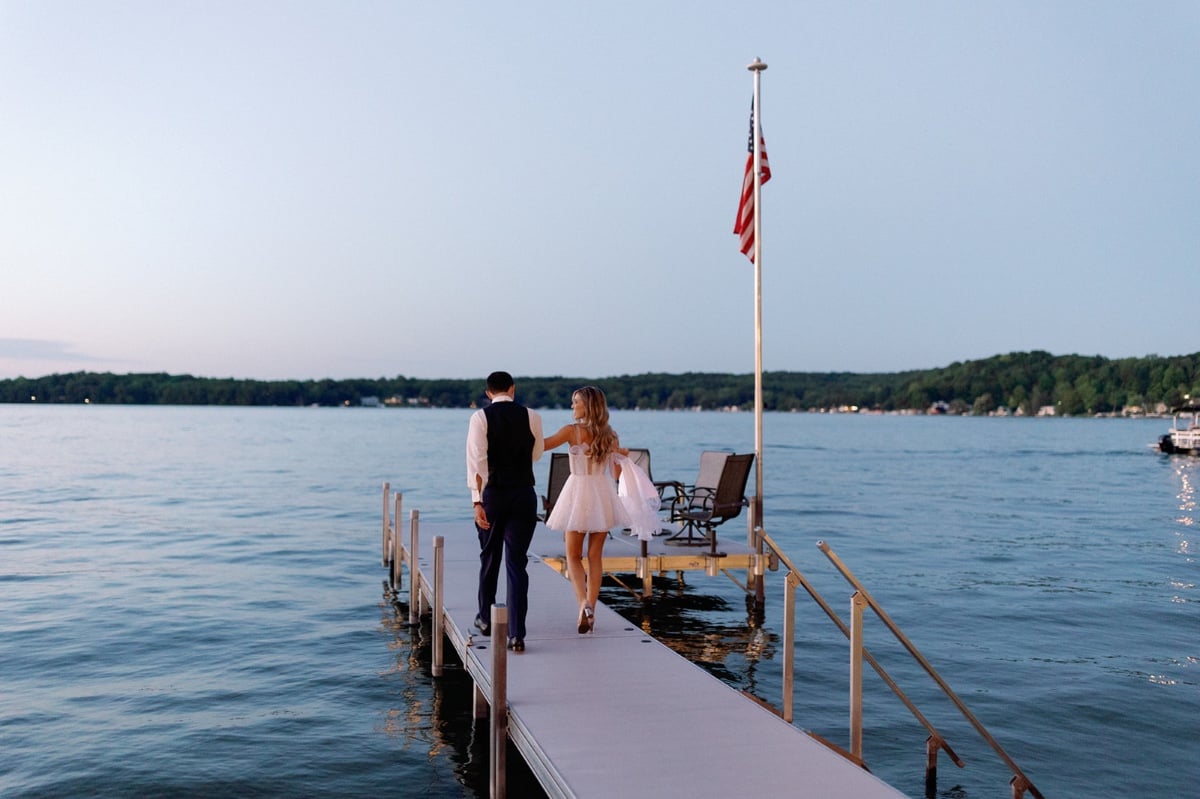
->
[[465, 370, 544, 652]]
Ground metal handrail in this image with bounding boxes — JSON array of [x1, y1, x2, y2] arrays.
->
[[758, 525, 1044, 797], [757, 529, 962, 769], [817, 540, 1045, 799]]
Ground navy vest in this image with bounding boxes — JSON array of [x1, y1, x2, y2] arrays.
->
[[482, 401, 535, 489]]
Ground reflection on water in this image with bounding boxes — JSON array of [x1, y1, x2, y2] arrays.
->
[[1174, 461, 1195, 562], [1171, 461, 1196, 613], [599, 574, 778, 698], [377, 599, 438, 750], [377, 591, 548, 799]]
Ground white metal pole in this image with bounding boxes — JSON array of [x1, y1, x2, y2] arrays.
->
[[749, 57, 767, 535], [490, 604, 508, 799], [408, 509, 420, 626], [392, 492, 403, 591], [432, 535, 444, 677]]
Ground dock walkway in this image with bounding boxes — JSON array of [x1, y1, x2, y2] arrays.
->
[[406, 520, 907, 798]]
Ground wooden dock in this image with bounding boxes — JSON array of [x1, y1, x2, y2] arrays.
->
[[399, 518, 909, 799], [539, 520, 759, 598]]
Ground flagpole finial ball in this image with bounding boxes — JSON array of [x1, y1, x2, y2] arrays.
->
[[747, 57, 767, 72]]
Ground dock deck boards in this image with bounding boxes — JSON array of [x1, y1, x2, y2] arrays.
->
[[537, 520, 756, 580], [408, 520, 907, 798]]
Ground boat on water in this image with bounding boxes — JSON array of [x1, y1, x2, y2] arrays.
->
[[1157, 403, 1200, 454]]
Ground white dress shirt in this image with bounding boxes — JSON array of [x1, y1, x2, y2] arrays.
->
[[466, 395, 545, 503]]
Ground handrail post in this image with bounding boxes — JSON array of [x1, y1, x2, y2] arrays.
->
[[391, 492, 403, 591], [782, 570, 798, 723], [758, 534, 964, 769], [408, 509, 420, 626], [381, 482, 390, 566], [432, 535, 444, 677], [926, 735, 942, 798], [818, 540, 1043, 799], [490, 604, 509, 799], [850, 591, 866, 760]]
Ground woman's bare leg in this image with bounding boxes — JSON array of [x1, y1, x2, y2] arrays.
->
[[564, 531, 588, 607], [584, 531, 606, 611]]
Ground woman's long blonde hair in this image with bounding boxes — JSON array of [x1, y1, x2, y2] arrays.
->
[[575, 386, 617, 465]]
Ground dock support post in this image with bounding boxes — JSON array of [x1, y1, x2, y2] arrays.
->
[[382, 482, 390, 567], [391, 493, 403, 592], [782, 571, 798, 723], [745, 511, 755, 590], [747, 504, 764, 610], [639, 540, 652, 598], [490, 604, 508, 799], [473, 683, 488, 719], [432, 535, 444, 677], [850, 591, 866, 760], [925, 735, 941, 798], [408, 510, 420, 626]]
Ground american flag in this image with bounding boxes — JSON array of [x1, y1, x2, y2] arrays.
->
[[734, 101, 771, 262]]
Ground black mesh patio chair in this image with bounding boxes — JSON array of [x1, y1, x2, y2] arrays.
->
[[539, 452, 570, 521]]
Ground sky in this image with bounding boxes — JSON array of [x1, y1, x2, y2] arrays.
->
[[2, 2, 1198, 382]]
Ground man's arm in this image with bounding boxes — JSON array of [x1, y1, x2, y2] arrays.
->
[[466, 410, 488, 503], [528, 409, 545, 462]]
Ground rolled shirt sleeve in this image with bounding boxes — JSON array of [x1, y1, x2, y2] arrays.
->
[[466, 409, 488, 504], [528, 409, 545, 463]]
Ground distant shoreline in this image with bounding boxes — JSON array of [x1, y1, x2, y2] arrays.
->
[[1, 350, 1197, 416]]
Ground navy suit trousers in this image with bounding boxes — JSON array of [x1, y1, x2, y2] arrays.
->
[[476, 485, 538, 640]]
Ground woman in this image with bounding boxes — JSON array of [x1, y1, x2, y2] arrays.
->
[[544, 386, 630, 633]]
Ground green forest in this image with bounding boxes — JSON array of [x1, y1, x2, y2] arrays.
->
[[3, 350, 1200, 415]]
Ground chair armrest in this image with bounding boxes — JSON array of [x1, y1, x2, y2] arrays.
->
[[654, 480, 685, 506], [671, 486, 716, 519]]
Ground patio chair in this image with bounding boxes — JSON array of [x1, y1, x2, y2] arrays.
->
[[634, 448, 737, 521], [539, 452, 570, 521], [666, 452, 755, 555], [661, 450, 730, 540], [620, 448, 667, 538], [626, 447, 652, 478]]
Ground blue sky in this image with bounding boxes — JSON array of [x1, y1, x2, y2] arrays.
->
[[2, 2, 1198, 381]]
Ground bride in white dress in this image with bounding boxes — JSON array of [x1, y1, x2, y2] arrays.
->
[[544, 386, 630, 633]]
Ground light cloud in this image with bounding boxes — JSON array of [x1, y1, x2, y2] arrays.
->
[[0, 338, 95, 362]]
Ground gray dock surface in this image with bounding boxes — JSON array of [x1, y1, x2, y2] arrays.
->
[[410, 520, 908, 799]]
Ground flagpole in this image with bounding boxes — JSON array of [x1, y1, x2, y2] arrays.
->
[[749, 57, 766, 545]]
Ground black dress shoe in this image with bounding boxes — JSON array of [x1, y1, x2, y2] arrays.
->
[[473, 616, 491, 636], [507, 638, 525, 652]]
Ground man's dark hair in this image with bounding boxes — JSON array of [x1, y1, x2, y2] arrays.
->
[[486, 371, 514, 393]]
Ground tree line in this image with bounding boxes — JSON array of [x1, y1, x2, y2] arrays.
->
[[3, 350, 1199, 415]]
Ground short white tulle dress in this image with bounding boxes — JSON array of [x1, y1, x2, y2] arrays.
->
[[545, 439, 632, 534]]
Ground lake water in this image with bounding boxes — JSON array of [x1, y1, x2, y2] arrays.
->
[[1, 406, 1196, 798]]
